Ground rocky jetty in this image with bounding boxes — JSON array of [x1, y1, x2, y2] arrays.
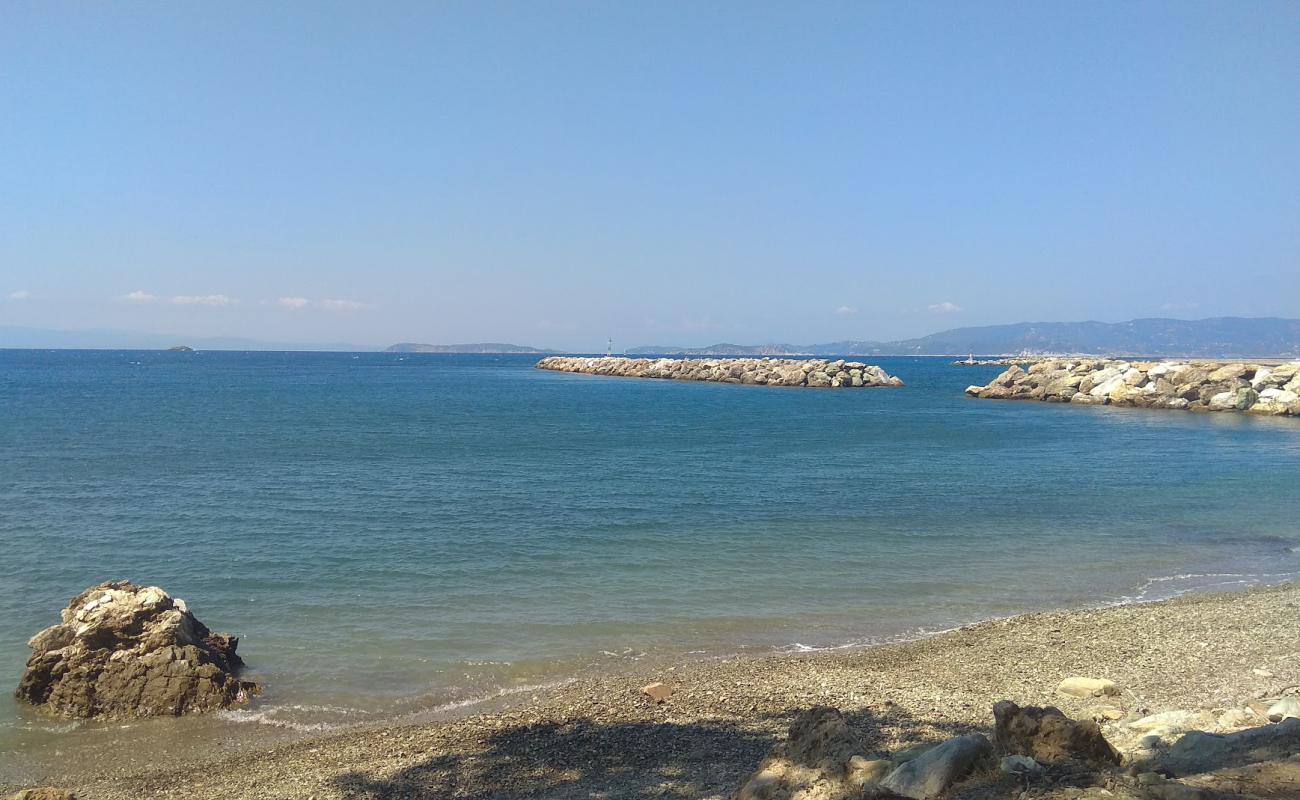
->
[[536, 356, 905, 388], [15, 581, 258, 720], [952, 356, 1040, 366], [966, 359, 1300, 416]]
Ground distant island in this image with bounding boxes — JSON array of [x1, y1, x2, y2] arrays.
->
[[166, 345, 194, 352], [385, 342, 557, 354], [629, 317, 1300, 359]]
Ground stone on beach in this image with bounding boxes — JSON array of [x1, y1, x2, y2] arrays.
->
[[992, 700, 1121, 765], [15, 581, 258, 720], [5, 791, 77, 800], [1127, 709, 1213, 735], [641, 682, 674, 702], [733, 706, 876, 800], [1057, 677, 1119, 698], [536, 356, 905, 389], [1152, 717, 1300, 777], [848, 755, 893, 785], [1266, 696, 1300, 722], [998, 754, 1045, 777], [877, 733, 993, 799]]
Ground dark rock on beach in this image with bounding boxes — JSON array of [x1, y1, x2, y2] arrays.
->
[[15, 581, 258, 720], [733, 706, 885, 799], [1152, 717, 1300, 778], [733, 704, 997, 800], [878, 733, 993, 799], [992, 700, 1120, 766]]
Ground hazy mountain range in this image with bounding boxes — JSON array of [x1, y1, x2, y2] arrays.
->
[[628, 317, 1300, 358], [5, 317, 1299, 357], [385, 342, 556, 354]]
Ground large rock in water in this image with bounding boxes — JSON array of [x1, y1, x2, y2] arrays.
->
[[992, 700, 1120, 765], [15, 581, 257, 719]]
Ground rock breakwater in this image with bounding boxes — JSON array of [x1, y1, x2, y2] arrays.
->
[[966, 359, 1300, 416], [952, 356, 1041, 366], [536, 356, 904, 388]]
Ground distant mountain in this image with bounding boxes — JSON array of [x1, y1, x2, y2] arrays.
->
[[629, 317, 1300, 358], [884, 317, 1300, 357], [385, 342, 557, 354], [0, 326, 375, 352], [627, 343, 812, 356]]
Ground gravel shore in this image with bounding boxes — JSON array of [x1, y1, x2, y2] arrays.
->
[[14, 583, 1300, 799]]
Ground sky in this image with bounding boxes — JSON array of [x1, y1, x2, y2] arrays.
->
[[2, 1, 1298, 350]]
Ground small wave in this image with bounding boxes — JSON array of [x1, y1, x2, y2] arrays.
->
[[280, 703, 366, 715], [15, 719, 84, 735], [778, 640, 876, 654], [416, 678, 577, 717], [1120, 570, 1300, 603], [599, 647, 646, 659], [766, 568, 1300, 662], [216, 708, 344, 732]]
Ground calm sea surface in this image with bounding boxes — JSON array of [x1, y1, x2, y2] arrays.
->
[[3, 350, 1299, 780]]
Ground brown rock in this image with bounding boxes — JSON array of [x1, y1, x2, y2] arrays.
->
[[6, 790, 77, 800], [1058, 676, 1119, 698], [993, 700, 1121, 766], [15, 581, 258, 720], [734, 706, 877, 800], [641, 682, 673, 702]]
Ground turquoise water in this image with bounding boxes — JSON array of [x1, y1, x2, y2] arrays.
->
[[3, 350, 1300, 779]]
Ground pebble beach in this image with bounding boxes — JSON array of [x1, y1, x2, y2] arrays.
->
[[12, 582, 1298, 799]]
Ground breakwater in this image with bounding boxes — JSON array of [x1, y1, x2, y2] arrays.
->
[[952, 356, 1039, 366], [966, 359, 1300, 416], [536, 356, 904, 387]]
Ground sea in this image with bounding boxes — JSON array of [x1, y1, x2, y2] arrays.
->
[[2, 350, 1299, 783]]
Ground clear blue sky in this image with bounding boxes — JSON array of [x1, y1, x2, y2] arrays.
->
[[2, 1, 1298, 349]]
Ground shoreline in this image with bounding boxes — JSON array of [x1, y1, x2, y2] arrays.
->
[[9, 580, 1299, 799]]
